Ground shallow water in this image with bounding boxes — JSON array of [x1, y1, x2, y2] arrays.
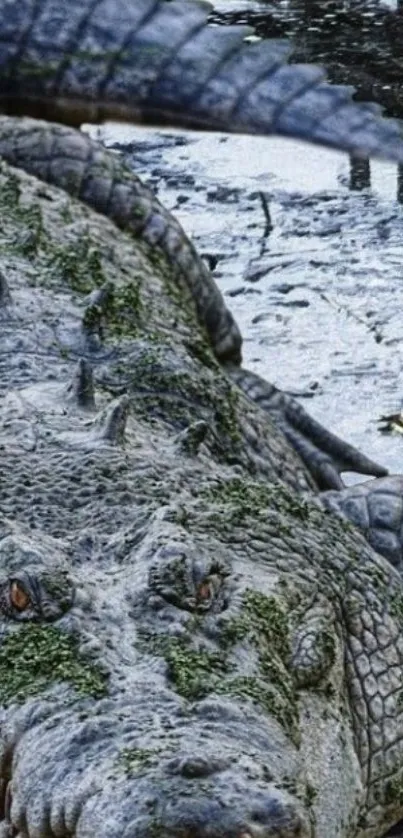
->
[[86, 118, 403, 485]]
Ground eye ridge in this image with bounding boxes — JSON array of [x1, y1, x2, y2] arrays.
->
[[9, 580, 31, 612]]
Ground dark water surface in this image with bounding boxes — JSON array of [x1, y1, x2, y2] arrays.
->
[[210, 0, 403, 119]]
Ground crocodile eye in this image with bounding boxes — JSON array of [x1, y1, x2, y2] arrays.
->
[[9, 581, 31, 612], [197, 581, 212, 601], [195, 574, 223, 610], [149, 548, 231, 613]]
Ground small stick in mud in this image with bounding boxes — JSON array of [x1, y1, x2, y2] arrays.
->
[[258, 191, 273, 237]]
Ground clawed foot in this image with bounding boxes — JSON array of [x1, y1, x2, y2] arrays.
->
[[228, 366, 403, 569], [228, 366, 387, 491]]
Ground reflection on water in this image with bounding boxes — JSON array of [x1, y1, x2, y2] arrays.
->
[[207, 1, 403, 197], [349, 157, 403, 203]]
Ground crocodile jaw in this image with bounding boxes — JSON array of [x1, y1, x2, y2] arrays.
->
[[0, 691, 316, 838]]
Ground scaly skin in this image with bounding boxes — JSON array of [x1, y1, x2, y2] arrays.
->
[[2, 2, 403, 836], [321, 477, 403, 574], [0, 117, 243, 365]]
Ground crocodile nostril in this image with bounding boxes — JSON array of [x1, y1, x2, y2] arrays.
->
[[144, 794, 308, 838], [166, 754, 230, 778], [249, 796, 305, 835]]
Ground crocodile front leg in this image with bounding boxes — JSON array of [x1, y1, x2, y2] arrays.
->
[[228, 366, 387, 491]]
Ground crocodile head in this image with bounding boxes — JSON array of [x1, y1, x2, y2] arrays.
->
[[1, 471, 403, 838], [0, 525, 331, 838]]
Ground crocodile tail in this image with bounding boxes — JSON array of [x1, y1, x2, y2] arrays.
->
[[1, 0, 403, 161]]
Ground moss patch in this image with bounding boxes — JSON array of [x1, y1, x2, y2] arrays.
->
[[0, 625, 107, 705], [44, 232, 105, 293], [156, 636, 229, 702], [219, 589, 298, 736], [0, 169, 22, 211], [120, 347, 242, 459], [390, 591, 403, 624], [199, 476, 313, 525], [104, 279, 143, 338], [141, 589, 298, 738], [147, 246, 198, 332], [0, 171, 44, 256], [118, 746, 162, 776], [183, 336, 219, 372], [384, 772, 403, 807]]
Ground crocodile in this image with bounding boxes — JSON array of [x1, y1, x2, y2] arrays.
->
[[3, 1, 403, 837]]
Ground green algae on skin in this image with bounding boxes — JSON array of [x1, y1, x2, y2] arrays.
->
[[44, 233, 106, 294], [389, 591, 403, 625], [130, 357, 241, 447], [118, 746, 163, 776], [37, 568, 74, 611], [141, 589, 299, 737], [199, 476, 313, 524], [383, 770, 403, 807], [219, 589, 299, 738], [159, 637, 229, 702], [105, 279, 143, 338], [147, 246, 197, 329], [0, 173, 45, 256], [183, 335, 220, 372], [215, 675, 296, 734], [0, 624, 107, 705], [0, 169, 21, 209]]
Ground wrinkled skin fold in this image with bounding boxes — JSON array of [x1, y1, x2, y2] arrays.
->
[[2, 2, 403, 838]]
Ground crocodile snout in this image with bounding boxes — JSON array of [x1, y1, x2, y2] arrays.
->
[[1, 687, 313, 838]]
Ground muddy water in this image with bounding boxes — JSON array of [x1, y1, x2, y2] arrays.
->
[[86, 118, 403, 485]]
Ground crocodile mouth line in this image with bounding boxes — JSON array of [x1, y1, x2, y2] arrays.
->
[[0, 771, 313, 838]]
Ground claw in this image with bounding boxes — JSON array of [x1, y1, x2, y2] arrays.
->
[[228, 366, 387, 491]]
